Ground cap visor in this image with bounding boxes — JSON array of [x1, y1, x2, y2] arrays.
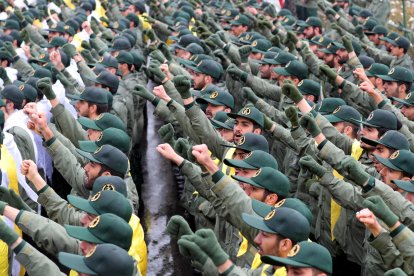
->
[[272, 67, 291, 76], [318, 48, 334, 54], [58, 253, 97, 275], [66, 93, 82, 101], [261, 255, 311, 268], [67, 195, 99, 215], [77, 117, 101, 131], [372, 154, 402, 171], [241, 213, 277, 233], [78, 140, 99, 153], [348, 118, 377, 128], [325, 114, 343, 124], [296, 21, 309, 27], [391, 97, 414, 107], [75, 148, 102, 164], [392, 180, 414, 192], [64, 225, 105, 244], [377, 74, 397, 81], [252, 199, 273, 217], [360, 136, 379, 147], [196, 97, 223, 106], [210, 118, 232, 130], [224, 158, 257, 169]]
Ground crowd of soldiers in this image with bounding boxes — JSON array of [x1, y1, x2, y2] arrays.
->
[[0, 0, 412, 275]]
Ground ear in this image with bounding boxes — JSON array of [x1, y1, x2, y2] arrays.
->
[[89, 104, 98, 114], [101, 171, 112, 176], [264, 193, 278, 206], [224, 107, 231, 113], [253, 128, 262, 134], [205, 75, 213, 83], [401, 176, 412, 181]]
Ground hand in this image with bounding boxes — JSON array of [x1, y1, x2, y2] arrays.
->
[[156, 143, 183, 165], [209, 34, 226, 48], [0, 201, 6, 215], [29, 112, 51, 139], [174, 138, 190, 158], [172, 75, 192, 99], [287, 31, 298, 45], [150, 50, 167, 64], [132, 85, 156, 102], [330, 23, 342, 33], [242, 87, 259, 104], [227, 64, 248, 82], [193, 229, 229, 266], [270, 35, 281, 48], [342, 36, 354, 53], [239, 45, 252, 63], [263, 114, 274, 131], [49, 50, 65, 71], [158, 42, 173, 62], [4, 42, 17, 57], [81, 40, 91, 51], [23, 103, 38, 117], [356, 208, 382, 237], [281, 82, 303, 104], [144, 29, 157, 41], [36, 78, 56, 100], [285, 106, 299, 128], [363, 196, 399, 227], [0, 218, 19, 246], [62, 43, 78, 59], [192, 144, 213, 168], [319, 64, 338, 80], [338, 156, 370, 186], [353, 68, 369, 82], [20, 160, 39, 182], [177, 235, 208, 265], [0, 67, 10, 83], [299, 113, 321, 137], [359, 81, 383, 104], [152, 85, 170, 102], [142, 15, 156, 24], [160, 64, 172, 82], [258, 19, 272, 29], [166, 215, 194, 239], [54, 68, 73, 87], [148, 64, 167, 84], [158, 123, 174, 143], [325, 8, 336, 18], [0, 186, 32, 212], [355, 25, 364, 39], [81, 21, 93, 35], [299, 155, 326, 177]]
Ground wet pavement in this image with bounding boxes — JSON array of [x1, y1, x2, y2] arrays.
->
[[140, 101, 194, 275]]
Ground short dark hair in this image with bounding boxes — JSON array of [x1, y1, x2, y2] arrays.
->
[[98, 163, 125, 178], [343, 122, 359, 138], [87, 102, 109, 114], [398, 81, 413, 93]]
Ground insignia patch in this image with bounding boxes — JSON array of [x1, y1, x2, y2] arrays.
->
[[264, 209, 276, 220], [89, 216, 100, 228], [288, 244, 301, 257]]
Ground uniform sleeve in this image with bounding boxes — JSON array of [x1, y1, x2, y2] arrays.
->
[[24, 24, 48, 46], [126, 176, 139, 214], [254, 98, 288, 126], [15, 242, 66, 276], [392, 226, 414, 271], [245, 75, 282, 102], [180, 160, 216, 202], [268, 124, 298, 150], [168, 100, 202, 144], [365, 46, 395, 66], [16, 211, 80, 257], [12, 58, 35, 81], [76, 60, 97, 87], [340, 80, 379, 117]]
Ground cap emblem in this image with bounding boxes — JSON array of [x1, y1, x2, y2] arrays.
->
[[390, 150, 399, 159], [288, 244, 301, 257], [89, 216, 100, 228], [406, 92, 412, 100], [210, 91, 218, 99], [253, 168, 262, 177], [234, 15, 240, 20], [238, 135, 246, 145], [64, 25, 70, 30], [99, 57, 104, 63], [91, 192, 101, 202], [318, 37, 324, 43], [38, 54, 45, 59], [388, 68, 395, 75], [333, 106, 341, 114], [19, 85, 24, 91], [241, 108, 251, 115], [274, 199, 286, 208], [102, 184, 115, 191], [367, 112, 374, 121], [94, 146, 103, 154], [298, 80, 303, 87], [96, 114, 104, 120], [264, 209, 276, 220], [85, 246, 97, 258], [252, 41, 258, 47], [96, 132, 103, 142], [285, 61, 292, 68]]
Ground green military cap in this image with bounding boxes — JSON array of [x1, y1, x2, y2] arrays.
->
[[59, 244, 134, 276], [47, 22, 66, 33], [365, 25, 388, 36], [362, 130, 410, 150], [223, 132, 269, 153], [115, 50, 134, 65], [230, 14, 251, 27], [273, 60, 308, 80], [1, 85, 23, 106], [242, 207, 310, 242], [126, 12, 140, 26], [362, 18, 378, 31], [228, 106, 265, 128], [380, 31, 399, 43], [67, 87, 108, 105], [237, 32, 266, 46], [311, 36, 333, 48], [29, 52, 50, 64], [297, 79, 320, 97], [267, 51, 297, 65], [4, 20, 20, 30], [177, 54, 213, 68], [359, 9, 373, 18], [175, 34, 201, 50], [389, 36, 411, 51], [210, 111, 235, 130], [374, 150, 414, 175], [18, 84, 37, 102], [169, 28, 192, 41], [129, 50, 144, 71], [359, 55, 375, 69], [96, 55, 119, 69], [392, 179, 414, 193], [225, 150, 278, 170], [78, 127, 131, 154], [92, 175, 127, 197], [63, 25, 75, 36], [65, 213, 132, 250], [280, 15, 296, 27], [196, 88, 234, 109], [43, 37, 68, 48], [76, 144, 129, 175], [251, 39, 272, 54], [9, 30, 22, 46], [365, 63, 390, 77], [78, 113, 126, 132], [108, 38, 131, 52], [183, 43, 204, 55], [378, 66, 413, 83], [257, 52, 279, 65], [277, 9, 292, 17], [233, 167, 289, 196], [297, 16, 322, 28], [251, 198, 313, 224], [0, 50, 12, 62], [221, 9, 239, 20], [318, 42, 339, 54], [188, 59, 223, 80], [85, 71, 120, 91], [392, 91, 414, 107], [349, 5, 361, 16], [122, 33, 136, 47], [350, 109, 398, 130], [315, 97, 346, 115], [68, 190, 132, 222], [261, 241, 332, 274], [325, 105, 361, 125]]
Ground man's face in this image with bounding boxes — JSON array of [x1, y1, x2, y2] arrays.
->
[[83, 162, 103, 189], [175, 48, 187, 58], [79, 241, 96, 256], [192, 71, 207, 90], [322, 53, 335, 67], [205, 103, 226, 119], [367, 34, 379, 45], [372, 145, 393, 172], [230, 24, 246, 36], [233, 149, 249, 160], [249, 52, 262, 60], [233, 117, 255, 143], [287, 267, 321, 276], [359, 127, 380, 150], [244, 185, 267, 201], [254, 231, 281, 256], [383, 81, 399, 98], [390, 45, 402, 56], [303, 26, 315, 39], [259, 64, 271, 79], [76, 100, 91, 117], [217, 128, 234, 142], [335, 49, 348, 64], [380, 166, 404, 187], [87, 129, 102, 141], [401, 105, 414, 120], [80, 213, 97, 227]]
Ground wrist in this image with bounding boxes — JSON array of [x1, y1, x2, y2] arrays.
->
[[369, 223, 383, 237], [42, 128, 54, 142], [204, 159, 219, 175], [173, 155, 184, 166]]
